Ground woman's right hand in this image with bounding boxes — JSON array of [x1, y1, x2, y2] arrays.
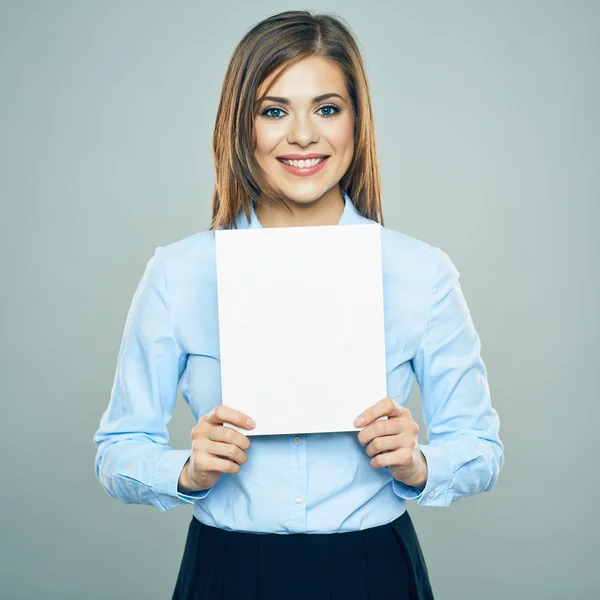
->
[[178, 405, 256, 493]]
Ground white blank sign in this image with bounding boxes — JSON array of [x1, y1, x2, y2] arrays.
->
[[214, 222, 387, 436]]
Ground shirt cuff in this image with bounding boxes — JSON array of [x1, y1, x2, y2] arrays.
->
[[391, 443, 454, 507], [152, 449, 213, 511]]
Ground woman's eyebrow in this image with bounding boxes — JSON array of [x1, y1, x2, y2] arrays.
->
[[258, 93, 345, 105]]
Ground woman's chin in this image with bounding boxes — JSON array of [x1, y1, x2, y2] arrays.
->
[[273, 184, 332, 205]]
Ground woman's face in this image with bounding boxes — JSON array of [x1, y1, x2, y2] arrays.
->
[[253, 55, 355, 206]]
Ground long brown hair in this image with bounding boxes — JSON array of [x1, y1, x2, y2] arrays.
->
[[209, 10, 384, 230]]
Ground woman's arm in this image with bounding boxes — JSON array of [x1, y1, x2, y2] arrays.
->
[[392, 246, 505, 506], [93, 246, 210, 512]]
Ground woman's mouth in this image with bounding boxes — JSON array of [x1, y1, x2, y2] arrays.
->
[[276, 156, 329, 176]]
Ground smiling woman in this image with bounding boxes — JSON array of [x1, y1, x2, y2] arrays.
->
[[94, 8, 504, 600]]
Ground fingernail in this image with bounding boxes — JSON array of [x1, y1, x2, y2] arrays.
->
[[354, 416, 365, 427], [246, 418, 256, 428]]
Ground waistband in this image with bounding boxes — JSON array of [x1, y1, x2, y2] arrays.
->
[[191, 508, 411, 539]]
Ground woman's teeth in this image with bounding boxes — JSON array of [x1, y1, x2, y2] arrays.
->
[[279, 157, 326, 168]]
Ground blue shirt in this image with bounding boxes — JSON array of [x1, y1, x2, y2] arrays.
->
[[94, 190, 504, 534]]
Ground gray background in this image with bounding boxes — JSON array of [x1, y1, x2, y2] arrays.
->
[[1, 1, 598, 598]]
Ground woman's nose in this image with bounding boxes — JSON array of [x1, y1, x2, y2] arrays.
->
[[286, 114, 319, 147]]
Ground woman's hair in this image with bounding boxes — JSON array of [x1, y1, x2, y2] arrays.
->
[[209, 10, 384, 230]]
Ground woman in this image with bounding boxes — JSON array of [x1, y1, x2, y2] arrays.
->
[[94, 10, 504, 600]]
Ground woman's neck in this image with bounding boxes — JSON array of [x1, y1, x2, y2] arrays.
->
[[254, 186, 345, 228]]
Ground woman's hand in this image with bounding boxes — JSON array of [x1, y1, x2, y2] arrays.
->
[[354, 397, 428, 489], [178, 405, 256, 493]]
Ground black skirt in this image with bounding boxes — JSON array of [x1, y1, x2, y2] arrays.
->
[[172, 510, 434, 599]]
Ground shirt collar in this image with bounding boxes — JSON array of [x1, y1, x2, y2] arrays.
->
[[234, 189, 372, 230]]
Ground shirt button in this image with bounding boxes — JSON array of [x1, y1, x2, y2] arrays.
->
[[293, 436, 302, 446], [294, 497, 303, 507], [452, 496, 459, 502], [428, 491, 436, 499]]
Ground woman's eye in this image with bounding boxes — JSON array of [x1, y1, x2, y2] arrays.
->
[[317, 104, 341, 118], [260, 107, 286, 119]]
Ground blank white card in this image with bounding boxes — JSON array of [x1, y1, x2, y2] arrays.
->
[[214, 222, 387, 436]]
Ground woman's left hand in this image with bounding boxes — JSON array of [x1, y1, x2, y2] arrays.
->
[[354, 397, 428, 489]]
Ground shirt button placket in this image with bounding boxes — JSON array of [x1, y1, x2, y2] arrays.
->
[[290, 434, 307, 531]]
